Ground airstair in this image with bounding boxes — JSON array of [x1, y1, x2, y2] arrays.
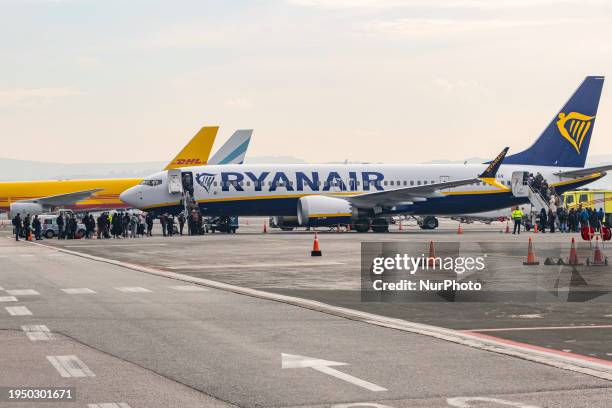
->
[[511, 171, 552, 213]]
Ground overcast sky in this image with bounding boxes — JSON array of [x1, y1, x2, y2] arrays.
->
[[1, 0, 611, 164]]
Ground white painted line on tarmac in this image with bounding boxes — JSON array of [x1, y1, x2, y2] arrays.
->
[[87, 403, 132, 408], [167, 261, 346, 270], [47, 355, 95, 378], [61, 288, 97, 294], [65, 243, 167, 248], [0, 296, 18, 302], [169, 285, 208, 292], [19, 254, 35, 257], [6, 289, 40, 296], [468, 324, 612, 332], [282, 353, 386, 392], [115, 287, 152, 293], [447, 397, 541, 408], [32, 240, 612, 381], [5, 306, 32, 316], [22, 325, 53, 341]]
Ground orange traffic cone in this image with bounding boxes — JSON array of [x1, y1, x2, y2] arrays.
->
[[457, 223, 463, 235], [505, 222, 510, 234], [523, 237, 539, 265], [263, 221, 268, 233], [533, 223, 538, 233], [27, 230, 32, 241], [568, 237, 580, 265], [347, 223, 351, 231], [336, 225, 341, 233], [589, 236, 606, 265], [311, 232, 322, 256], [399, 221, 403, 231], [427, 240, 436, 267]]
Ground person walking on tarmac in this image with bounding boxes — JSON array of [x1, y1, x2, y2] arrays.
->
[[32, 215, 42, 240], [57, 213, 65, 239], [178, 212, 186, 235], [23, 214, 31, 240], [511, 206, 523, 234], [597, 207, 605, 229], [145, 213, 153, 236], [548, 208, 556, 233], [12, 213, 22, 241], [539, 208, 547, 233], [167, 214, 175, 237]]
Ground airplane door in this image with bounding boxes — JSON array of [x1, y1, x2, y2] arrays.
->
[[167, 169, 183, 194], [511, 171, 529, 197], [182, 171, 194, 197]]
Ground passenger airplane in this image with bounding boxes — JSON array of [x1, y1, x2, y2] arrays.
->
[[2, 127, 252, 217], [120, 76, 607, 232]]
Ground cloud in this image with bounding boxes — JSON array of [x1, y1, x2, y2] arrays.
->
[[146, 25, 246, 49], [289, 0, 608, 9], [0, 87, 83, 107], [359, 17, 605, 36], [224, 97, 253, 109]]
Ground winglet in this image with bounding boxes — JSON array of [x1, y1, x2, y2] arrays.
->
[[479, 147, 509, 178], [478, 147, 510, 189], [164, 126, 219, 170]]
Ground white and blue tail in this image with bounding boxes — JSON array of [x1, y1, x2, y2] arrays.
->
[[503, 76, 604, 168]]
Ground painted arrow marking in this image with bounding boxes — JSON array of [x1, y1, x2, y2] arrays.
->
[[281, 353, 387, 392]]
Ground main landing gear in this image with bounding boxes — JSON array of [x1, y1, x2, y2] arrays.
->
[[352, 218, 389, 233]]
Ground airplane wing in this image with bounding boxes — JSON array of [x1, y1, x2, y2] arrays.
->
[[208, 129, 253, 165], [346, 147, 509, 208], [553, 164, 612, 178], [17, 189, 103, 207]]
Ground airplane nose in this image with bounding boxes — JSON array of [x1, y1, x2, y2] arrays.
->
[[120, 186, 141, 208]]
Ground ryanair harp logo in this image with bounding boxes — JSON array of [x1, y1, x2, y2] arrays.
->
[[556, 112, 595, 154], [195, 172, 216, 193]]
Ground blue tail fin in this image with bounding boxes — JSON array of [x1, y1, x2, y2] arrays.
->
[[503, 76, 604, 168]]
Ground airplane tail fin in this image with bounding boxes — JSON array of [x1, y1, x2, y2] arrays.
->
[[503, 76, 604, 168], [164, 126, 218, 170], [208, 129, 253, 165]]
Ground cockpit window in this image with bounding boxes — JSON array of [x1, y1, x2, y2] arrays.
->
[[140, 179, 162, 186]]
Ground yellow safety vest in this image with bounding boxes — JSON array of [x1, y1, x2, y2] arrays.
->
[[512, 210, 523, 219]]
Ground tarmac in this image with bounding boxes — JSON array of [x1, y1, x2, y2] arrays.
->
[[1, 218, 612, 407]]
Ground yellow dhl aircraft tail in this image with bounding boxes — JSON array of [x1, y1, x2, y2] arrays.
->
[[164, 126, 219, 170]]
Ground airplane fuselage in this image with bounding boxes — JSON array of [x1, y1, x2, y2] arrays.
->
[[120, 163, 602, 217]]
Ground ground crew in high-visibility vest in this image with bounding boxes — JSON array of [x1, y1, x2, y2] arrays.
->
[[512, 206, 523, 234]]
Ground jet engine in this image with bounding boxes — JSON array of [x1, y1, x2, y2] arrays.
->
[[297, 195, 353, 226], [9, 202, 44, 218]]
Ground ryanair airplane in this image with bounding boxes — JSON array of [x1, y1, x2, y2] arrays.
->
[[2, 128, 252, 217], [120, 76, 607, 232]]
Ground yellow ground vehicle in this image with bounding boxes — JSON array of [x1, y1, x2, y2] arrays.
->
[[563, 189, 612, 221]]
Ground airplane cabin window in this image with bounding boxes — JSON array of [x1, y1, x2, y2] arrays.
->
[[140, 179, 162, 187], [417, 181, 421, 185]]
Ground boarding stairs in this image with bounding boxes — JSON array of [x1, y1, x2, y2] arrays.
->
[[511, 171, 552, 213]]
